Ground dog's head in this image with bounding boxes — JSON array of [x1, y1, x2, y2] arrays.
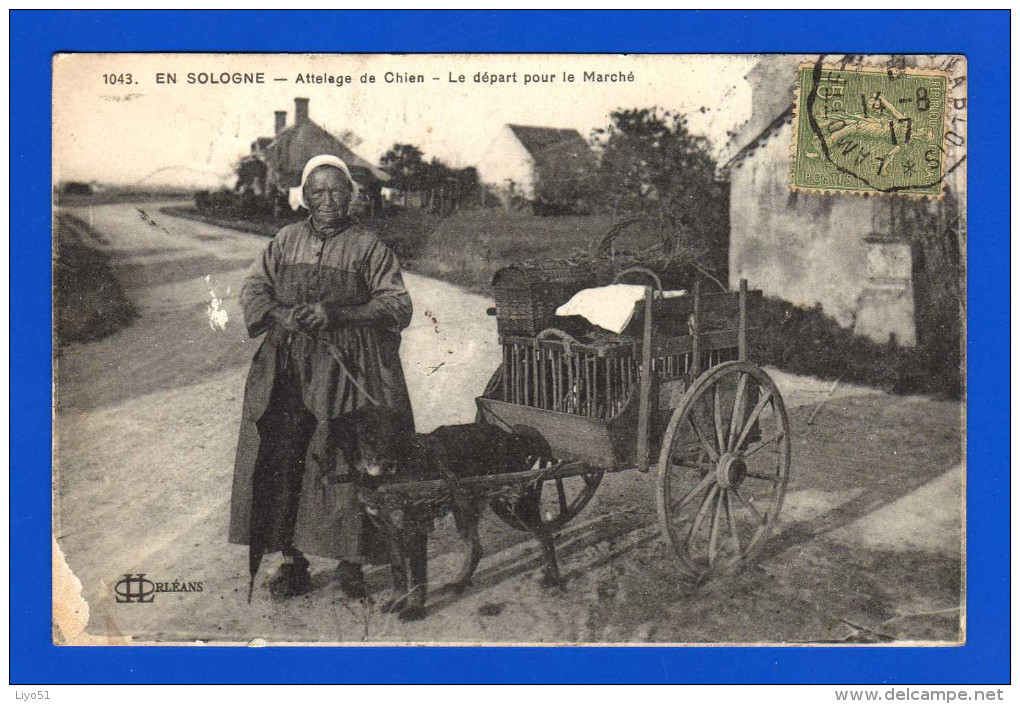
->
[[325, 405, 414, 483]]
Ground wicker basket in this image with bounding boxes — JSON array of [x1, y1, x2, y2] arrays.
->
[[492, 261, 595, 337], [491, 217, 717, 338]]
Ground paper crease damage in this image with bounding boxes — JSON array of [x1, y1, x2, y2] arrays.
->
[[52, 536, 131, 645]]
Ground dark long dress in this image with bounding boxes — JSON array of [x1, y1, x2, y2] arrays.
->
[[228, 218, 414, 561]]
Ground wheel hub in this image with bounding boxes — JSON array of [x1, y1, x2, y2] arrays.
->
[[716, 453, 747, 489]]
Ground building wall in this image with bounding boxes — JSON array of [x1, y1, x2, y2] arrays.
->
[[728, 121, 916, 345], [476, 125, 536, 202]]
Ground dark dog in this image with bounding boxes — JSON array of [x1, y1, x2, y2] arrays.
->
[[329, 405, 561, 621]]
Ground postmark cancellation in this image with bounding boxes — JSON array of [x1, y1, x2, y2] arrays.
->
[[792, 61, 957, 197]]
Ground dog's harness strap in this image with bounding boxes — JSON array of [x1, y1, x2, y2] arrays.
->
[[418, 435, 471, 527]]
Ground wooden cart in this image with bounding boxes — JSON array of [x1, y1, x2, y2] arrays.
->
[[378, 268, 791, 582]]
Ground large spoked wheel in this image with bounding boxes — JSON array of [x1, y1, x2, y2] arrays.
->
[[478, 365, 604, 533], [490, 463, 605, 533], [656, 361, 791, 581]]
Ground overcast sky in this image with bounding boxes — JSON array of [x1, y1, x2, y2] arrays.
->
[[53, 53, 757, 188]]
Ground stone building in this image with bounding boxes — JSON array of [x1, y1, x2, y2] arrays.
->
[[718, 56, 965, 352], [246, 97, 390, 215]]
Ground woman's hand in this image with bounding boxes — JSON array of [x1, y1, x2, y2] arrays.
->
[[269, 306, 304, 332], [294, 302, 331, 332]]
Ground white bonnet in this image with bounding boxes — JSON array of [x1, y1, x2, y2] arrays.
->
[[288, 154, 360, 211]]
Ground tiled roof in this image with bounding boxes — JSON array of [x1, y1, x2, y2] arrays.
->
[[262, 120, 389, 186], [506, 124, 592, 163]]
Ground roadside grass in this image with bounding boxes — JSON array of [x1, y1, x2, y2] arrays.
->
[[159, 204, 300, 238], [55, 189, 193, 208], [376, 208, 663, 294], [753, 298, 961, 400], [54, 214, 137, 345]]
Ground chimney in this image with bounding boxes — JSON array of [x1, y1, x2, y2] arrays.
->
[[294, 97, 309, 124], [274, 110, 287, 135]]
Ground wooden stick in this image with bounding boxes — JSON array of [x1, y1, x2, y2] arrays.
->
[[691, 280, 702, 377], [739, 278, 748, 362], [502, 345, 508, 402], [534, 344, 542, 408], [606, 358, 614, 418], [553, 350, 562, 411], [566, 351, 575, 414], [585, 355, 594, 417], [508, 345, 514, 404], [526, 340, 534, 404], [636, 285, 655, 472], [540, 349, 547, 410], [513, 345, 521, 405], [807, 374, 845, 426]]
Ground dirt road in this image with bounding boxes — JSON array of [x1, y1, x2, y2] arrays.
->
[[54, 202, 963, 644]]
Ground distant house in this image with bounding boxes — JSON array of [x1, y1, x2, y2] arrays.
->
[[477, 124, 596, 209], [718, 56, 964, 351], [246, 98, 390, 215]]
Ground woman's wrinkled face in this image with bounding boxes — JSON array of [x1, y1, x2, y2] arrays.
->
[[304, 166, 352, 228]]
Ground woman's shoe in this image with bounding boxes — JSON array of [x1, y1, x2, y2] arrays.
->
[[266, 556, 312, 599], [334, 560, 367, 599]]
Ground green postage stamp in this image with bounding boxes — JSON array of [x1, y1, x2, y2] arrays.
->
[[792, 63, 949, 197]]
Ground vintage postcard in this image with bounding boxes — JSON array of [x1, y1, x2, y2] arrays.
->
[[52, 53, 966, 646]]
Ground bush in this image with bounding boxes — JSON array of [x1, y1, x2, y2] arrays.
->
[[54, 216, 137, 345], [195, 188, 278, 222], [751, 297, 961, 400], [371, 207, 435, 264]]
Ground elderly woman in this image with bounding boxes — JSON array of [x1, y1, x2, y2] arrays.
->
[[229, 155, 414, 599]]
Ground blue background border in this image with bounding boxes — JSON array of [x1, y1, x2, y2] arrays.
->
[[12, 10, 1009, 684]]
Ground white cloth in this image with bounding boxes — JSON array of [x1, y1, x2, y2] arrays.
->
[[556, 284, 687, 334], [288, 154, 360, 211]]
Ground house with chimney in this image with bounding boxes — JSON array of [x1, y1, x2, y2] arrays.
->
[[718, 55, 964, 361], [476, 124, 596, 211], [241, 97, 390, 216]]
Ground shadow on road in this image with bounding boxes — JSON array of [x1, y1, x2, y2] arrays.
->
[[418, 395, 962, 621]]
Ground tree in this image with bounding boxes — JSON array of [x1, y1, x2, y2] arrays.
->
[[380, 143, 428, 192], [454, 166, 480, 206], [591, 107, 729, 277], [233, 156, 266, 193], [381, 143, 480, 213], [532, 143, 597, 215]]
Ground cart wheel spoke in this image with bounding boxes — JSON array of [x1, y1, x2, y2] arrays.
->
[[555, 477, 568, 514], [713, 383, 727, 455], [685, 484, 719, 554], [744, 469, 779, 482], [726, 373, 748, 453], [743, 432, 784, 457], [733, 391, 772, 452], [707, 489, 724, 567], [687, 414, 720, 463], [731, 487, 764, 524], [669, 470, 715, 515], [724, 489, 741, 556]]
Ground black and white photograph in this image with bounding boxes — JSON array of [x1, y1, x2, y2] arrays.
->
[[52, 52, 966, 645]]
